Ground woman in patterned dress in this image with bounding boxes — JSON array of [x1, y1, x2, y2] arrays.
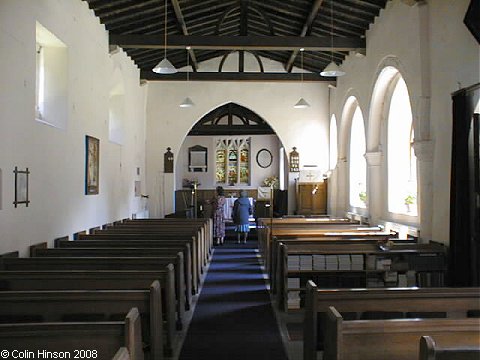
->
[[211, 186, 226, 245]]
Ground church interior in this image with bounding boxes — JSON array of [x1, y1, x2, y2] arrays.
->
[[0, 0, 479, 359]]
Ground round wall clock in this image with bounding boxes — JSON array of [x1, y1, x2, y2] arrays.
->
[[256, 148, 273, 168]]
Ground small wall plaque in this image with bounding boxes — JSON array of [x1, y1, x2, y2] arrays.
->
[[85, 135, 100, 195], [164, 147, 174, 173]]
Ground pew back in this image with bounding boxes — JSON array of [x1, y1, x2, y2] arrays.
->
[[419, 336, 480, 360], [0, 308, 144, 360], [303, 283, 480, 360], [0, 267, 176, 356], [0, 282, 163, 359]]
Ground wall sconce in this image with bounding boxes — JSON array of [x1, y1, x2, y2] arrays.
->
[[289, 147, 300, 172]]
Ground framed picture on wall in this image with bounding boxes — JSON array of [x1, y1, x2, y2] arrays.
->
[[85, 135, 99, 195], [13, 166, 30, 207]]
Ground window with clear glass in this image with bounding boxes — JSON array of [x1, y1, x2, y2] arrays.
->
[[35, 22, 68, 129], [330, 115, 338, 170], [35, 43, 45, 120], [215, 138, 250, 186], [387, 77, 417, 215], [349, 105, 367, 208]]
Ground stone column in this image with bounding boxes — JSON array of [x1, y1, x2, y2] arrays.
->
[[413, 140, 434, 241], [334, 158, 349, 218], [364, 151, 383, 225]]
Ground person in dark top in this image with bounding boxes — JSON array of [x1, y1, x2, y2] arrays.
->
[[232, 190, 252, 244]]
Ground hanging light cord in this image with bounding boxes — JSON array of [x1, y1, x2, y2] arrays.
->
[[330, 0, 334, 63], [164, 0, 167, 59], [300, 49, 304, 83], [186, 47, 189, 82]]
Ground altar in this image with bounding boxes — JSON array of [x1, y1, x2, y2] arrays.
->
[[223, 197, 254, 220]]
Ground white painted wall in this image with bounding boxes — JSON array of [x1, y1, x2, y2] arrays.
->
[[0, 0, 147, 255], [329, 0, 479, 243], [145, 81, 330, 217]]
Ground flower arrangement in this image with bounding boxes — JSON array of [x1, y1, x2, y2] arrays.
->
[[359, 191, 367, 204], [404, 194, 416, 205], [263, 176, 279, 189]]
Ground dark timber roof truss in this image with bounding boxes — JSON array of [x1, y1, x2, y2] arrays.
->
[[82, 0, 389, 81], [188, 102, 274, 135]]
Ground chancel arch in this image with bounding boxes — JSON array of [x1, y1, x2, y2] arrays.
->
[[175, 102, 288, 215]]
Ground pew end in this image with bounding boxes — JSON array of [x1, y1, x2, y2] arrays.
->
[[30, 242, 48, 257], [112, 347, 131, 360], [150, 280, 164, 360], [419, 336, 480, 360], [125, 307, 144, 360]]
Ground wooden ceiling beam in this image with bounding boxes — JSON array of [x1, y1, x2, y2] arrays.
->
[[110, 34, 365, 51], [170, 0, 198, 72], [140, 70, 336, 83], [285, 0, 325, 73]]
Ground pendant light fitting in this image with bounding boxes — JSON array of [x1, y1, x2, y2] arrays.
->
[[320, 0, 345, 77], [153, 0, 177, 74], [180, 46, 194, 108], [294, 48, 310, 109]]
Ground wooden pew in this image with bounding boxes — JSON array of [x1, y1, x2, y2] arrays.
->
[[55, 238, 199, 294], [257, 217, 359, 262], [269, 236, 404, 294], [77, 233, 204, 287], [419, 336, 480, 360], [277, 241, 444, 311], [264, 226, 394, 278], [0, 307, 144, 360], [99, 222, 211, 265], [32, 242, 192, 310], [0, 256, 186, 331], [0, 282, 163, 359], [113, 347, 131, 360], [120, 218, 213, 251], [304, 283, 480, 360], [321, 306, 480, 360], [0, 268, 177, 356]]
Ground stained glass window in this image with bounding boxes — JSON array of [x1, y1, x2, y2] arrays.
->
[[215, 138, 250, 186]]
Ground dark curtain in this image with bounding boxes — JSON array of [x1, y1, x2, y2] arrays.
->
[[450, 84, 480, 286], [273, 189, 288, 217], [464, 0, 480, 44]]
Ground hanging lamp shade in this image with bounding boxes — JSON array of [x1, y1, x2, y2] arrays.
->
[[152, 0, 177, 74], [320, 61, 345, 77], [153, 58, 177, 74], [179, 47, 194, 107], [294, 98, 310, 109], [320, 0, 346, 78], [180, 97, 195, 108], [294, 48, 310, 109]]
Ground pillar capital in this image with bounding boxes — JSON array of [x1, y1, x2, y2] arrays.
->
[[413, 140, 434, 162], [364, 151, 383, 167]]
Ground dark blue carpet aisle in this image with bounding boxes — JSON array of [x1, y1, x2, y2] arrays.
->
[[178, 240, 289, 360]]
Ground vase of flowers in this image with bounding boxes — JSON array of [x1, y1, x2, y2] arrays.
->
[[404, 194, 416, 212], [359, 191, 367, 205], [263, 176, 279, 189]]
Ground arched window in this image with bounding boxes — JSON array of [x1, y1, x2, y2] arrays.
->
[[349, 105, 367, 208], [329, 115, 338, 170], [387, 77, 417, 215]]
